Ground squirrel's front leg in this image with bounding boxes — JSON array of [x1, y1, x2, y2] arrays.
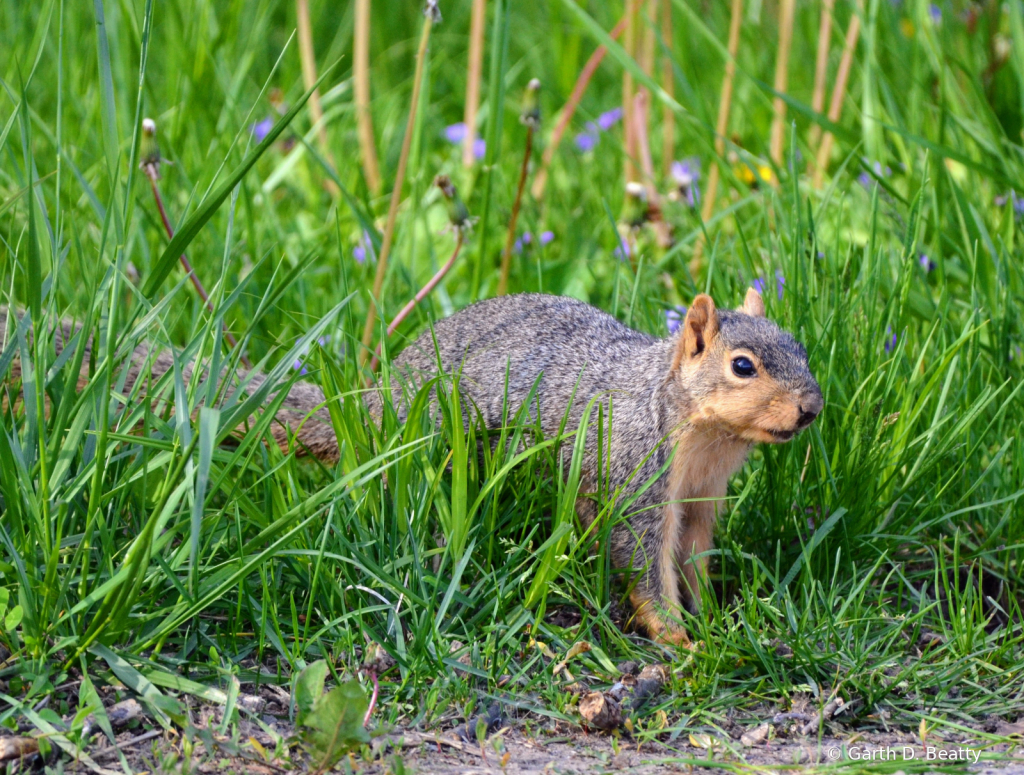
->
[[614, 506, 690, 646], [676, 498, 719, 613]]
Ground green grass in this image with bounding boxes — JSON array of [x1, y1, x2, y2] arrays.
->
[[1, 0, 1023, 767]]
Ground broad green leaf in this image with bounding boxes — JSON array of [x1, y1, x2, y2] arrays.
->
[[300, 679, 370, 770], [294, 659, 329, 721]]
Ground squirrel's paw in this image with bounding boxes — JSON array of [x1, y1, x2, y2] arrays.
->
[[655, 626, 693, 649]]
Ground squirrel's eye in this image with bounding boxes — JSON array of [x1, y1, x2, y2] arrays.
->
[[731, 356, 757, 378]]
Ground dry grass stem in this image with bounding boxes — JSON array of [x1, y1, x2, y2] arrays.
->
[[359, 14, 435, 364], [355, 0, 382, 193], [636, 0, 655, 177], [640, 0, 655, 78], [769, 0, 796, 166], [813, 10, 861, 189], [531, 15, 626, 200], [296, 0, 339, 195], [692, 0, 743, 272], [623, 0, 638, 182], [497, 128, 534, 296], [808, 0, 835, 151], [145, 171, 249, 367], [634, 92, 671, 247], [368, 232, 465, 373], [462, 0, 487, 168], [660, 0, 675, 179]]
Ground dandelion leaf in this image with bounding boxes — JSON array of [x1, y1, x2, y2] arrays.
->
[[299, 678, 370, 770]]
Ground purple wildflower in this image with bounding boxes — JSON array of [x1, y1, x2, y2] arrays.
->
[[928, 4, 941, 23], [575, 122, 600, 152], [995, 190, 1024, 220], [859, 160, 893, 190], [884, 326, 897, 354], [752, 277, 766, 295], [775, 270, 786, 300], [352, 231, 375, 264], [444, 123, 467, 144], [251, 117, 274, 143], [670, 158, 701, 208], [516, 231, 556, 254], [597, 108, 623, 131], [473, 138, 486, 160], [293, 335, 331, 376], [919, 253, 936, 272], [613, 240, 631, 261], [666, 305, 688, 335]]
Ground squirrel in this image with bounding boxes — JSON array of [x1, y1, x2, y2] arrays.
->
[[366, 290, 822, 645], [1, 289, 820, 645]]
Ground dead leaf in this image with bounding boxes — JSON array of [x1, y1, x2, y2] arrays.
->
[[740, 723, 772, 746], [579, 692, 622, 730], [0, 736, 38, 762]]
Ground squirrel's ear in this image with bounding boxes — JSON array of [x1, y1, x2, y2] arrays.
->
[[677, 294, 720, 362], [738, 287, 765, 317]]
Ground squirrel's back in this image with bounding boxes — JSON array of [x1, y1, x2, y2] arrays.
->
[[373, 293, 674, 436]]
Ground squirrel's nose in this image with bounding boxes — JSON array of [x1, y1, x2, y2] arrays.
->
[[796, 390, 823, 428], [797, 407, 819, 428]]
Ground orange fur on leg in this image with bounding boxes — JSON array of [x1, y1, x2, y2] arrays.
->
[[629, 589, 690, 646]]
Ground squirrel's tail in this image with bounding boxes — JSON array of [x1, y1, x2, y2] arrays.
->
[[0, 305, 341, 463]]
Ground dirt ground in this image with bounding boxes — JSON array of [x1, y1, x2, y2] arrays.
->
[[45, 724, 1024, 775], [16, 709, 1017, 775], [374, 731, 1024, 775], [4, 678, 1022, 774]]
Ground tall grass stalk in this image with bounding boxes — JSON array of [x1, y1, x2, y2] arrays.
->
[[497, 128, 534, 296], [462, 0, 487, 168], [295, 0, 329, 158], [359, 8, 436, 364], [354, 0, 382, 193], [693, 0, 743, 272], [143, 158, 246, 364], [813, 10, 861, 188], [471, 0, 510, 299], [369, 231, 465, 373], [633, 91, 671, 247], [622, 0, 638, 183], [768, 0, 796, 166], [660, 0, 675, 178], [808, 0, 835, 152]]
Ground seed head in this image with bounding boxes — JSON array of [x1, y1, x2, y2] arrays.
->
[[424, 0, 442, 23], [435, 175, 473, 233], [139, 117, 161, 180], [520, 79, 541, 129]]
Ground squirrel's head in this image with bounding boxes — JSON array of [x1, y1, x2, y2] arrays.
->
[[671, 289, 822, 444]]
